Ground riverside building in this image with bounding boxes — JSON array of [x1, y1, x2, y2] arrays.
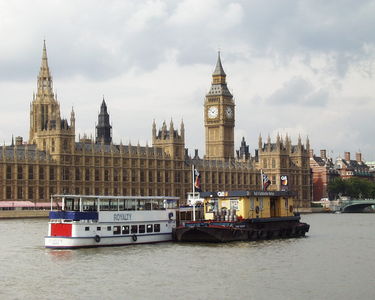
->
[[0, 42, 311, 210]]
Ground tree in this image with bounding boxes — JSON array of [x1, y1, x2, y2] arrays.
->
[[328, 177, 375, 199]]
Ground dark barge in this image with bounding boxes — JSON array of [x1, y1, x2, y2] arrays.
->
[[174, 190, 310, 243]]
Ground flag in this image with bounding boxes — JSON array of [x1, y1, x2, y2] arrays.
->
[[262, 174, 271, 191], [194, 169, 202, 192]]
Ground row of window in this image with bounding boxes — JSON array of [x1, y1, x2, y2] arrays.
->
[[262, 158, 309, 169], [84, 224, 161, 234], [3, 165, 260, 184], [66, 157, 177, 168]]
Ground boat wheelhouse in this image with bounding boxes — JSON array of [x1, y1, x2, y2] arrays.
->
[[45, 195, 179, 249], [174, 190, 309, 242]]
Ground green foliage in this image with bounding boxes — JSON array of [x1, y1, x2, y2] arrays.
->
[[328, 177, 375, 199]]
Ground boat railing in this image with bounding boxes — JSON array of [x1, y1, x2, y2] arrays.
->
[[49, 195, 179, 213]]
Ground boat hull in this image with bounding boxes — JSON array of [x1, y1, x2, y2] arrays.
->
[[45, 233, 172, 249], [174, 217, 310, 243]]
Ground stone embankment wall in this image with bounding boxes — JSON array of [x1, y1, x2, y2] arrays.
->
[[0, 210, 49, 219]]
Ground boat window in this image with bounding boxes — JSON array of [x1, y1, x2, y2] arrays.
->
[[131, 225, 138, 234], [145, 201, 153, 210], [139, 225, 145, 233], [151, 199, 163, 210], [100, 199, 109, 211], [100, 199, 118, 211], [83, 199, 97, 211], [164, 199, 177, 209], [137, 199, 145, 210], [122, 225, 129, 234], [119, 199, 134, 210], [97, 227, 101, 231], [85, 226, 89, 231], [129, 199, 137, 210], [154, 224, 160, 232], [113, 226, 121, 235], [107, 226, 112, 231], [250, 198, 255, 210], [146, 224, 153, 233], [230, 199, 239, 210], [65, 198, 79, 211], [206, 199, 218, 213], [259, 199, 264, 210], [118, 200, 125, 211], [109, 199, 118, 211]]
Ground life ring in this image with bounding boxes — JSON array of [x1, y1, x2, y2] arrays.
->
[[132, 234, 137, 242], [94, 235, 101, 243], [255, 206, 260, 214]]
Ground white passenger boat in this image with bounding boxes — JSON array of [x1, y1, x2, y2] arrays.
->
[[45, 195, 179, 249]]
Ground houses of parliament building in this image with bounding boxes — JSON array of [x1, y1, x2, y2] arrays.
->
[[0, 42, 311, 209]]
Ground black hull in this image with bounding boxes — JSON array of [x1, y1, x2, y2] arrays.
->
[[174, 217, 310, 243]]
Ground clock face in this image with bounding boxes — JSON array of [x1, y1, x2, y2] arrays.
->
[[225, 106, 233, 119], [208, 106, 218, 119]]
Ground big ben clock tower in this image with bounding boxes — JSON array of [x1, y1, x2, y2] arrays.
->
[[204, 52, 235, 160]]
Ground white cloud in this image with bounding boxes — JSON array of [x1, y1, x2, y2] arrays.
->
[[0, 0, 374, 160], [126, 0, 167, 33]]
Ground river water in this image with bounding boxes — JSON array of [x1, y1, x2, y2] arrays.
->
[[0, 214, 374, 300]]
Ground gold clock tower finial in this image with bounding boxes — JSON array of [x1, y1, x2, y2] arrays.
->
[[204, 52, 235, 160]]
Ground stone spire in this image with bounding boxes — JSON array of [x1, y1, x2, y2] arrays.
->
[[70, 107, 75, 125], [180, 119, 185, 139], [207, 51, 232, 96], [258, 134, 263, 149], [37, 40, 53, 94], [238, 137, 249, 159], [96, 97, 112, 144], [152, 119, 157, 139], [276, 133, 281, 148], [213, 51, 226, 76]]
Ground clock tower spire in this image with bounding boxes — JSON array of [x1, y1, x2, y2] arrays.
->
[[204, 52, 235, 160]]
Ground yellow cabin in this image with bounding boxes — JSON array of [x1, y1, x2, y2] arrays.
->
[[200, 190, 295, 220]]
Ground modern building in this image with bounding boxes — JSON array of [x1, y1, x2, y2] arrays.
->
[[0, 42, 312, 209]]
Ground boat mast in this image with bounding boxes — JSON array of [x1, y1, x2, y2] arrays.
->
[[192, 164, 196, 221]]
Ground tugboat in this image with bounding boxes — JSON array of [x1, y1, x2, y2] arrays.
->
[[174, 190, 309, 242]]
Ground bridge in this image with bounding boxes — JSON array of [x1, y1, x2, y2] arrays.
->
[[340, 199, 375, 213]]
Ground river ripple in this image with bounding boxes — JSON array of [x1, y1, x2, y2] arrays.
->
[[0, 214, 375, 300]]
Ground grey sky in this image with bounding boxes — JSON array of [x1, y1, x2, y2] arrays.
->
[[0, 0, 374, 160]]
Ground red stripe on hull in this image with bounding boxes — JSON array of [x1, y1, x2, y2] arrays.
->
[[51, 224, 72, 237]]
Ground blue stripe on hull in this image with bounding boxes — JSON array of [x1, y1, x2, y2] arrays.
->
[[45, 232, 171, 239]]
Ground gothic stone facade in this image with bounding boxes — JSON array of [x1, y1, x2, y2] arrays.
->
[[0, 43, 311, 209]]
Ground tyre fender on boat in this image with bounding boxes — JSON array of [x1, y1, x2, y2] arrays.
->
[[132, 234, 137, 242], [255, 206, 260, 214], [94, 235, 101, 243]]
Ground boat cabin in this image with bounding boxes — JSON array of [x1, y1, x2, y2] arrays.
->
[[199, 190, 295, 221]]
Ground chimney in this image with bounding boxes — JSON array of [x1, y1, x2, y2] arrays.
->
[[344, 152, 350, 161], [320, 149, 327, 160], [356, 152, 362, 162], [15, 136, 23, 146]]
